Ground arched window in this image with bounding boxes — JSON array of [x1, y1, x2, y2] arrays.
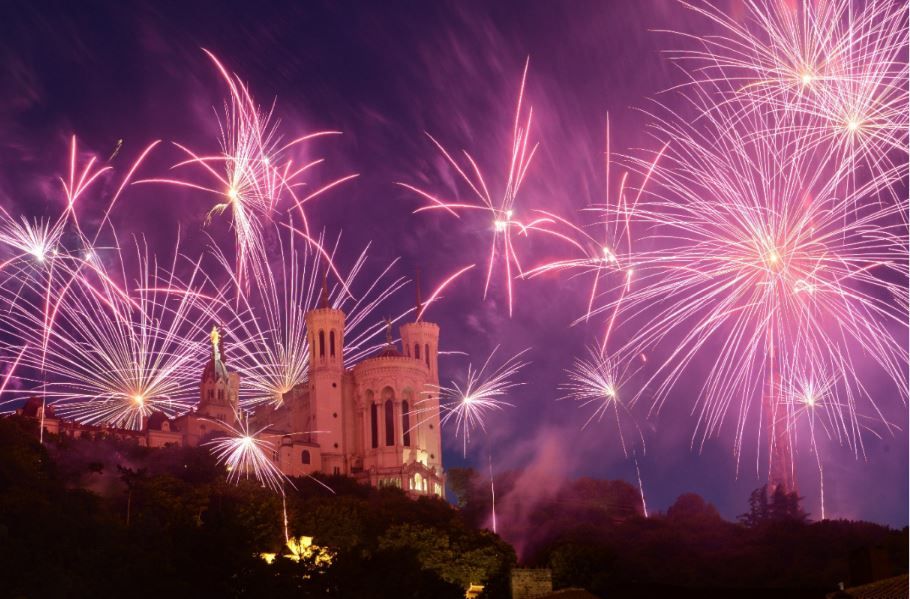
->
[[414, 344, 420, 360], [385, 400, 394, 446], [301, 450, 311, 465], [402, 400, 410, 447], [370, 402, 378, 449], [218, 389, 224, 401], [318, 330, 325, 358], [330, 330, 336, 357], [425, 344, 430, 366], [208, 389, 214, 400]]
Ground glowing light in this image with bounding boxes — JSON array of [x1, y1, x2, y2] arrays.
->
[[401, 58, 538, 317], [205, 416, 291, 493], [417, 346, 529, 456], [560, 346, 644, 457], [0, 238, 224, 429]]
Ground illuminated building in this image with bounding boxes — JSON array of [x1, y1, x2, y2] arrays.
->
[[23, 295, 445, 498]]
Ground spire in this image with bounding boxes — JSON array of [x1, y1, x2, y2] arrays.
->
[[415, 268, 423, 319], [210, 325, 221, 361], [320, 271, 330, 309], [203, 324, 228, 382], [385, 317, 393, 346]]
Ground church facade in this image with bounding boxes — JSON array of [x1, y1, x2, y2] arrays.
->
[[26, 300, 445, 498]]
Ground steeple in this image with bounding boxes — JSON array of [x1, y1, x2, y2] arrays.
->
[[199, 324, 239, 424], [202, 325, 228, 382]]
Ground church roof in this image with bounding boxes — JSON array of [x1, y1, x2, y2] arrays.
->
[[374, 317, 403, 358], [374, 345, 404, 358], [146, 411, 170, 430]]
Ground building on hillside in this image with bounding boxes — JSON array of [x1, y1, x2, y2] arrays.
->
[[21, 292, 445, 498]]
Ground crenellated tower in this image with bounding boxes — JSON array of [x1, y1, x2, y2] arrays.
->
[[305, 275, 346, 475]]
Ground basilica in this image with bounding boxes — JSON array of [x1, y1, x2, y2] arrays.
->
[[26, 293, 445, 498]]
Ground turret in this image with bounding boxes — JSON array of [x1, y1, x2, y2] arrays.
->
[[399, 274, 440, 385], [398, 274, 442, 478], [305, 274, 346, 474]]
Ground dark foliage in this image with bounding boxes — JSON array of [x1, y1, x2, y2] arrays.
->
[[0, 417, 514, 598], [1, 417, 905, 599]]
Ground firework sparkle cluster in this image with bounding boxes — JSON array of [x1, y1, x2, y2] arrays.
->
[[0, 0, 906, 514]]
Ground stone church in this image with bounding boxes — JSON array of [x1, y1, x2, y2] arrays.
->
[[27, 295, 445, 498]]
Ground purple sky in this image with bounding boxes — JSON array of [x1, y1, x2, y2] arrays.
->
[[0, 0, 906, 528]]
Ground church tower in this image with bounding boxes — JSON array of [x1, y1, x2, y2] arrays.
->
[[305, 275, 346, 475], [198, 325, 239, 425], [399, 274, 442, 477]]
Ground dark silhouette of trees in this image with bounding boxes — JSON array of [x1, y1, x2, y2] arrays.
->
[[0, 416, 515, 598], [1, 416, 906, 599], [739, 485, 808, 527]]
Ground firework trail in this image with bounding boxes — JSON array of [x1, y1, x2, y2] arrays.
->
[[606, 78, 907, 484], [559, 345, 646, 459], [416, 263, 476, 322], [212, 224, 410, 408], [399, 58, 547, 317], [667, 0, 908, 201], [489, 452, 497, 533], [524, 114, 666, 351], [416, 346, 530, 456], [633, 450, 648, 518], [135, 50, 356, 297], [0, 136, 161, 353], [0, 234, 232, 429]]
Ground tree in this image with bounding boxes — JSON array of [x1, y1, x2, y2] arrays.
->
[[667, 493, 722, 522], [739, 485, 808, 527]]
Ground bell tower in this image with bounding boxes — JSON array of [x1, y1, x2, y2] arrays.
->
[[305, 274, 346, 474], [399, 273, 442, 477]]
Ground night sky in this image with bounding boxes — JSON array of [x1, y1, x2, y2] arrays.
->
[[0, 0, 906, 531]]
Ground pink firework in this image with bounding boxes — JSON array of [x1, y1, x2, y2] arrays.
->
[[0, 234, 231, 429], [560, 345, 646, 459], [399, 58, 546, 317], [418, 346, 530, 456], [136, 51, 356, 297], [668, 0, 908, 200], [524, 114, 665, 350], [212, 223, 411, 409], [205, 415, 291, 494], [609, 84, 907, 487]]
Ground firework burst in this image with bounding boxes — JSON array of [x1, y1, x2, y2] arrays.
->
[[608, 87, 907, 481], [560, 345, 645, 458], [204, 414, 291, 493], [419, 346, 530, 456], [215, 225, 410, 409], [135, 51, 355, 297], [0, 235, 230, 429], [399, 58, 546, 317], [668, 0, 908, 200]]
